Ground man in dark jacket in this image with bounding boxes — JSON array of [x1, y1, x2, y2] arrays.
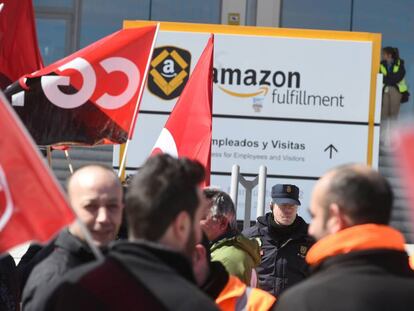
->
[[40, 155, 219, 311], [0, 254, 19, 311], [243, 184, 313, 297], [277, 164, 414, 311], [22, 164, 124, 310]]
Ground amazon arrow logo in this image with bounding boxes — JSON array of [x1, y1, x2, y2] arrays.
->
[[218, 85, 268, 98]]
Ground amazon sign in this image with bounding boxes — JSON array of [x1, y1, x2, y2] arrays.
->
[[116, 21, 381, 221]]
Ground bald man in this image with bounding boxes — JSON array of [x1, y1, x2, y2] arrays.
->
[[22, 165, 123, 310], [276, 164, 414, 311]]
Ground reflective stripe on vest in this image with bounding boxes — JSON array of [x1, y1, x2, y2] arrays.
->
[[380, 62, 408, 93], [235, 287, 252, 311], [217, 276, 276, 311]]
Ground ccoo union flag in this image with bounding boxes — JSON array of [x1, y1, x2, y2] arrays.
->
[[0, 0, 44, 89], [4, 26, 158, 146], [152, 35, 214, 185], [395, 128, 414, 230], [0, 91, 75, 254]]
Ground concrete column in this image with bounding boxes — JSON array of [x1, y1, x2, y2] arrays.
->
[[256, 0, 281, 27]]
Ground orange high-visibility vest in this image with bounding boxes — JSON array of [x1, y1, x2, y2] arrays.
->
[[216, 275, 276, 311]]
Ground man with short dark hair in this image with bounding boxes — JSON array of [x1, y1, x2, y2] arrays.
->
[[23, 164, 124, 310], [243, 184, 313, 296], [277, 164, 414, 311], [40, 155, 219, 311]]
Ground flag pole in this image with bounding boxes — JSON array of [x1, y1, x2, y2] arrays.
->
[[46, 146, 52, 167], [64, 149, 74, 174], [118, 140, 130, 179], [118, 23, 160, 179]]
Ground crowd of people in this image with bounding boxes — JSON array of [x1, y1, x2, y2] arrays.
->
[[1, 154, 414, 310]]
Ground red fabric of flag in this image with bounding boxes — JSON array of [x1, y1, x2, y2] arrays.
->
[[0, 0, 43, 89], [5, 26, 157, 146], [395, 129, 414, 226], [152, 35, 214, 185], [0, 92, 74, 254]]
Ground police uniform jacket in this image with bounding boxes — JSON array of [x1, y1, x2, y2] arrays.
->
[[243, 213, 313, 297]]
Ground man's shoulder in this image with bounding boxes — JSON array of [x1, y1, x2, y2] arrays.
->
[[276, 279, 314, 310], [242, 216, 268, 238], [22, 248, 78, 310], [276, 271, 333, 311], [24, 248, 70, 288], [43, 258, 140, 310], [276, 256, 414, 311], [47, 254, 219, 311], [211, 240, 248, 260], [213, 235, 259, 257]]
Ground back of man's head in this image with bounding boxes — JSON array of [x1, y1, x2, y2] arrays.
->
[[126, 154, 205, 241], [324, 164, 393, 225]]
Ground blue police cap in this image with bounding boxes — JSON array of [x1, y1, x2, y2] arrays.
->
[[271, 184, 301, 206]]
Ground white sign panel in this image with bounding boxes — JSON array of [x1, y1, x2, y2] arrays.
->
[[114, 22, 381, 222]]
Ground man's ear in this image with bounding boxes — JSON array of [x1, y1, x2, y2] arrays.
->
[[192, 244, 206, 265], [327, 203, 348, 233], [192, 244, 209, 287], [172, 210, 191, 243]]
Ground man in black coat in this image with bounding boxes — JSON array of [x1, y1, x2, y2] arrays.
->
[[22, 164, 124, 310], [40, 155, 219, 311], [0, 254, 19, 311], [277, 164, 414, 311], [243, 184, 313, 297]]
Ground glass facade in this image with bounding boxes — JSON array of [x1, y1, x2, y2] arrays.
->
[[281, 0, 414, 114], [150, 0, 221, 23], [32, 0, 414, 127], [281, 0, 352, 31], [36, 0, 73, 7], [353, 0, 414, 115], [79, 0, 151, 47], [36, 18, 69, 64]]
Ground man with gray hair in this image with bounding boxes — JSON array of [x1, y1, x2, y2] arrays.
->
[[201, 188, 260, 285]]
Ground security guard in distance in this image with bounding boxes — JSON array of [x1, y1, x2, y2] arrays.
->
[[243, 184, 314, 297]]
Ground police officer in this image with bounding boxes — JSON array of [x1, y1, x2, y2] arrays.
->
[[243, 184, 313, 297]]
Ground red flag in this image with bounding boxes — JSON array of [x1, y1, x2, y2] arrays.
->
[[0, 92, 75, 253], [4, 25, 158, 146], [0, 0, 43, 89], [152, 36, 214, 185], [395, 128, 414, 226]]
